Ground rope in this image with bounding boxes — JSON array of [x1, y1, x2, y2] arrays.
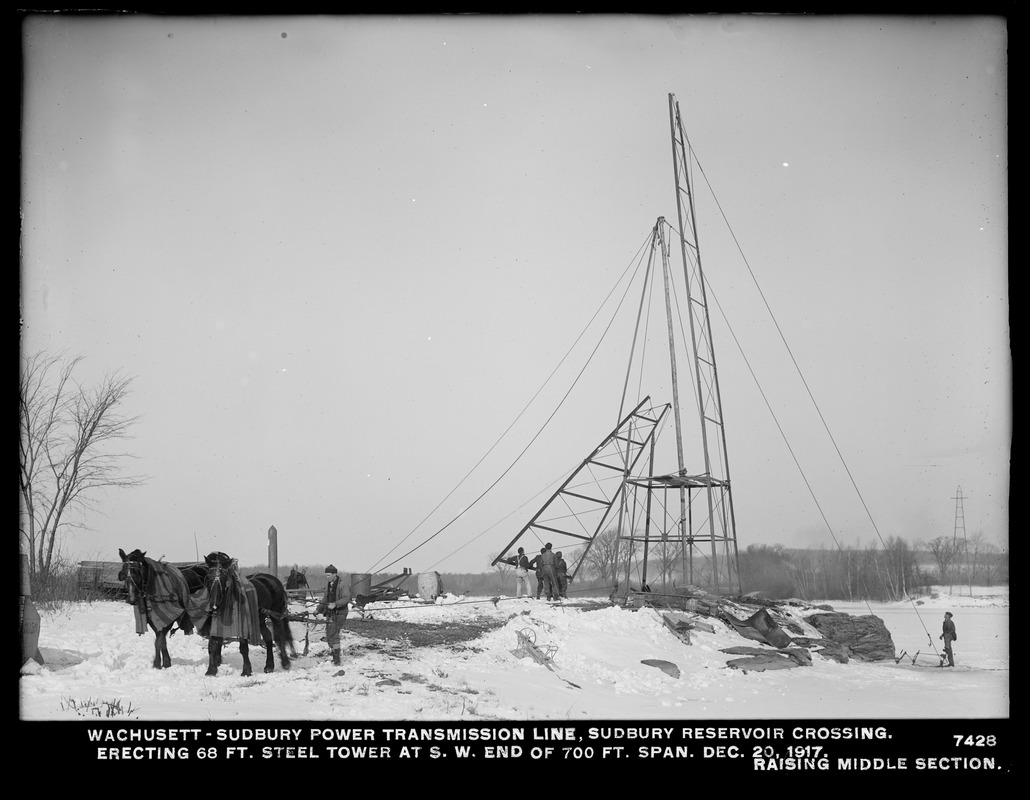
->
[[669, 145, 938, 651], [368, 232, 656, 576]]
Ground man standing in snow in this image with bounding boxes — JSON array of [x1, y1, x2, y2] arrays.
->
[[555, 551, 569, 600], [317, 565, 349, 667], [502, 547, 533, 598], [530, 547, 547, 599], [940, 612, 957, 667], [537, 543, 559, 601]]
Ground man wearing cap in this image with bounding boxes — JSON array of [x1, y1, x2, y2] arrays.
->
[[939, 612, 957, 667], [537, 543, 559, 601], [501, 547, 533, 599], [317, 565, 349, 667]]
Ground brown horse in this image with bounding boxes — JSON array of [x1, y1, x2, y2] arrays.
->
[[118, 548, 208, 669], [200, 552, 294, 677]]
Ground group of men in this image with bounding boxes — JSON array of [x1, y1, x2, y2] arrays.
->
[[313, 565, 963, 671], [503, 542, 568, 601]]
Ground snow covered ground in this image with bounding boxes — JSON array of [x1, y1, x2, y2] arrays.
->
[[20, 585, 1008, 722]]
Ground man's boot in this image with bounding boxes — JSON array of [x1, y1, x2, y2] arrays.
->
[[332, 649, 341, 666]]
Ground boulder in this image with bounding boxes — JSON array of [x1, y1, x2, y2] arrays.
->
[[804, 612, 896, 661]]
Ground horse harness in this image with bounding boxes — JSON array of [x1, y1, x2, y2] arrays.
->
[[123, 559, 185, 605]]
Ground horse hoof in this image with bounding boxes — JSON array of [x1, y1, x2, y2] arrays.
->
[[264, 666, 274, 674], [205, 668, 218, 677]]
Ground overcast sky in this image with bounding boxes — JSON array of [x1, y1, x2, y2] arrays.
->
[[20, 14, 1008, 576]]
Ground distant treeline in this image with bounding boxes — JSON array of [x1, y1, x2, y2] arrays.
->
[[44, 534, 1003, 608], [253, 535, 1008, 603], [730, 539, 1007, 602]]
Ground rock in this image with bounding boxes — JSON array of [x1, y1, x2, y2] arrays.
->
[[790, 636, 850, 663], [726, 654, 800, 672], [721, 645, 775, 656], [774, 616, 808, 636], [641, 659, 681, 678], [805, 612, 896, 661], [784, 648, 813, 667], [721, 645, 812, 667]]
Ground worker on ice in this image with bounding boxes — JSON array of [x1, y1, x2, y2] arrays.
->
[[940, 611, 957, 667], [317, 564, 349, 667]]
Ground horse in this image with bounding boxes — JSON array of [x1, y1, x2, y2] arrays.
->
[[285, 566, 308, 591], [117, 548, 209, 669], [200, 551, 294, 677]]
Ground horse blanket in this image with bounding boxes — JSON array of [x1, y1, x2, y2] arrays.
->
[[133, 558, 196, 636], [186, 572, 264, 644]]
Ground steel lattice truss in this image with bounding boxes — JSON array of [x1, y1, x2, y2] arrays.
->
[[492, 397, 669, 580]]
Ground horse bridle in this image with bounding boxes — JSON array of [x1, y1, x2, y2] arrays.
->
[[205, 561, 231, 613], [121, 559, 144, 597], [121, 558, 152, 622]]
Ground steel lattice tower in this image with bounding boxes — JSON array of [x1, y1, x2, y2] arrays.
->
[[663, 93, 741, 594], [952, 486, 967, 545]]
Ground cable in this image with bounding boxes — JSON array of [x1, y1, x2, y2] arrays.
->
[[368, 233, 656, 575], [684, 142, 935, 645]]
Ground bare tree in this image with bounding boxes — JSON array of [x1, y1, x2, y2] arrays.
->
[[491, 551, 513, 582], [979, 541, 1005, 587], [581, 528, 639, 585], [648, 537, 683, 590], [19, 352, 144, 589], [965, 532, 998, 586], [926, 536, 961, 585], [783, 549, 815, 600], [875, 536, 916, 601]]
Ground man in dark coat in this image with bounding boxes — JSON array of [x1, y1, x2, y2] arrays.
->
[[555, 551, 569, 600], [502, 547, 533, 598], [317, 565, 349, 666], [940, 611, 957, 667], [530, 547, 547, 599], [537, 543, 559, 601]]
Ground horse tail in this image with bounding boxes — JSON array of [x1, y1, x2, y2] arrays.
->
[[273, 576, 295, 648], [279, 610, 295, 647]]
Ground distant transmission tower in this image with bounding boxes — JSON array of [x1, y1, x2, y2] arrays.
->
[[952, 486, 970, 595], [952, 486, 967, 545]]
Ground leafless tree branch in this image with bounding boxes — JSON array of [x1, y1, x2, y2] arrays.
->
[[19, 351, 146, 588]]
